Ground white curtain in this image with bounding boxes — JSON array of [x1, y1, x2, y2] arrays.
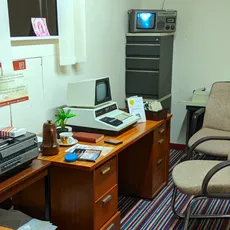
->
[[0, 0, 14, 74], [57, 0, 86, 66]]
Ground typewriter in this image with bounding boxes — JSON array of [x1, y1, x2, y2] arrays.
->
[[0, 132, 39, 178]]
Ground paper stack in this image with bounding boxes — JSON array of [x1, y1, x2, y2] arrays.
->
[[18, 219, 57, 230], [0, 209, 57, 230]]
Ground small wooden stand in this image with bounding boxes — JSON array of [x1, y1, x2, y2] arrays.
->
[[145, 109, 168, 121]]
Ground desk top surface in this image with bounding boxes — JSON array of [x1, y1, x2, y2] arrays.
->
[[0, 159, 50, 195], [38, 115, 172, 171]]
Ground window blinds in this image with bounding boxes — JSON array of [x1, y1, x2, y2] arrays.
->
[[57, 0, 86, 66], [0, 0, 14, 74]]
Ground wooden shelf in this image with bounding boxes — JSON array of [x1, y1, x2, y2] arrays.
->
[[10, 36, 59, 42]]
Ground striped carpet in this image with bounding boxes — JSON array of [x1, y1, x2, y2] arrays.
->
[[118, 149, 230, 230]]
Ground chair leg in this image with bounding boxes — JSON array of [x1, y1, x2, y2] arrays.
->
[[183, 198, 196, 230], [171, 186, 185, 218], [172, 185, 230, 229]]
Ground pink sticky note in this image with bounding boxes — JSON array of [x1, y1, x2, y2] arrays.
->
[[31, 18, 50, 37]]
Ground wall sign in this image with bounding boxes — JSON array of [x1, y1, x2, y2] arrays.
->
[[0, 60, 29, 107], [31, 18, 50, 37]]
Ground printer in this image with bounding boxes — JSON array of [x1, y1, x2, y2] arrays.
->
[[0, 132, 39, 178]]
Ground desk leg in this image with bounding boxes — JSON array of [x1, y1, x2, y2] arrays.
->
[[45, 168, 51, 221], [118, 131, 154, 198]]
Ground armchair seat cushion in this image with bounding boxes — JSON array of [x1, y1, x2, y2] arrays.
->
[[188, 128, 230, 159], [172, 160, 230, 196]]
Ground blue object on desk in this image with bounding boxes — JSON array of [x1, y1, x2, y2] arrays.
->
[[64, 153, 78, 162]]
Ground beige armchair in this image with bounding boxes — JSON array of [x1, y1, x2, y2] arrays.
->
[[171, 82, 230, 229], [188, 82, 230, 159], [171, 142, 230, 229]]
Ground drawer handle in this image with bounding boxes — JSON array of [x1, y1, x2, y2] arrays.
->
[[159, 128, 165, 134], [101, 166, 111, 175], [158, 139, 164, 144], [102, 195, 112, 204], [106, 223, 115, 230], [157, 159, 163, 165]]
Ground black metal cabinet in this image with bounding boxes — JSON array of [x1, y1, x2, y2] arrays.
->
[[186, 105, 205, 144], [125, 33, 174, 110]]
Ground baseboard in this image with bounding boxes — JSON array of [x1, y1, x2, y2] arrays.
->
[[170, 143, 186, 150]]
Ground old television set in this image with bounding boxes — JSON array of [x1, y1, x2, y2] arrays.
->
[[67, 77, 112, 107], [128, 9, 177, 33]]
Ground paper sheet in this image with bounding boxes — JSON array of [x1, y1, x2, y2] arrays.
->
[[0, 73, 29, 107], [18, 219, 57, 230], [127, 96, 146, 123]]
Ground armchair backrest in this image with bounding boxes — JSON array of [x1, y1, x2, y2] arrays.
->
[[203, 81, 230, 131]]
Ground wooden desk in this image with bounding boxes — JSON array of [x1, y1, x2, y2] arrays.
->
[[0, 160, 51, 220], [19, 116, 172, 230]]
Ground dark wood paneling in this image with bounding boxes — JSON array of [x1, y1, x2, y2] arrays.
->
[[50, 166, 94, 230], [12, 178, 46, 220], [0, 159, 49, 211], [118, 132, 153, 198]]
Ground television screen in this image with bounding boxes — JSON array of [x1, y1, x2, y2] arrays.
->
[[136, 12, 155, 29], [96, 81, 108, 103]]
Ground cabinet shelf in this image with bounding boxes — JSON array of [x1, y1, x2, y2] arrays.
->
[[11, 36, 59, 42]]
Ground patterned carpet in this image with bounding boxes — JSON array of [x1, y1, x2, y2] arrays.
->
[[118, 149, 230, 230]]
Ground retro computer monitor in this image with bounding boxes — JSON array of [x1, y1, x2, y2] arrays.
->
[[64, 77, 140, 135], [67, 77, 112, 108]]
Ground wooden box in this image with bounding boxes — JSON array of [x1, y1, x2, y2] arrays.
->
[[145, 109, 167, 121]]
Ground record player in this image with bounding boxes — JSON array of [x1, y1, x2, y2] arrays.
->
[[0, 132, 39, 178]]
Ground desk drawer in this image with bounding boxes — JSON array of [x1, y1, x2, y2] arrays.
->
[[154, 124, 167, 159], [127, 36, 161, 44], [126, 58, 160, 71], [95, 185, 118, 230], [152, 157, 166, 192], [94, 157, 117, 201], [126, 70, 159, 97], [155, 123, 166, 141], [126, 44, 160, 57], [99, 212, 120, 230]]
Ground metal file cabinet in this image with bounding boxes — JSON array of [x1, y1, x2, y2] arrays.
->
[[125, 33, 174, 110]]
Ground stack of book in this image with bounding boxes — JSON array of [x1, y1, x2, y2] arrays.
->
[[72, 132, 104, 143]]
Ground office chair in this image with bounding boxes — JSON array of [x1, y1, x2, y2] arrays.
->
[[171, 142, 230, 229], [188, 81, 230, 159]]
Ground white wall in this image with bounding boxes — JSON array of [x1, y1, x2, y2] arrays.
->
[[141, 0, 230, 144], [0, 0, 140, 134]]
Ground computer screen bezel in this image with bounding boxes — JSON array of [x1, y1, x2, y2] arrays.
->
[[95, 77, 112, 106], [136, 12, 156, 30]]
